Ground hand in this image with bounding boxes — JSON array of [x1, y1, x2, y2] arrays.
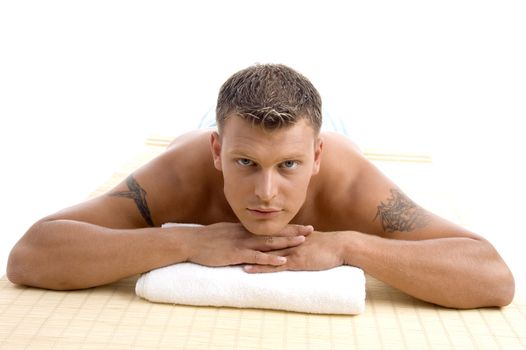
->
[[243, 231, 346, 273], [184, 222, 313, 267]]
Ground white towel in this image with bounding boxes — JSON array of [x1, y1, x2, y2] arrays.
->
[[135, 224, 366, 315]]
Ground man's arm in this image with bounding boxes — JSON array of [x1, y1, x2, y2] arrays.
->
[[340, 227, 514, 308], [7, 190, 311, 290], [7, 215, 310, 290], [7, 217, 192, 290], [343, 151, 515, 308], [7, 136, 311, 290]]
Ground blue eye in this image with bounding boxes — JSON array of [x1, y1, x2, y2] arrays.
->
[[281, 160, 299, 169], [237, 158, 254, 166]]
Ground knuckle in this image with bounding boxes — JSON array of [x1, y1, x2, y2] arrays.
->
[[254, 251, 261, 264], [265, 236, 274, 245]]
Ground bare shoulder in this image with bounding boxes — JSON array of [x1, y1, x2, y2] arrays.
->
[[123, 129, 222, 225], [45, 129, 221, 228], [315, 132, 478, 240], [320, 131, 362, 152], [166, 128, 215, 152], [316, 131, 366, 184], [308, 132, 371, 230]]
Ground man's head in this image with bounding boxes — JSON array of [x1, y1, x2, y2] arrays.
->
[[211, 64, 323, 236], [215, 63, 322, 133]]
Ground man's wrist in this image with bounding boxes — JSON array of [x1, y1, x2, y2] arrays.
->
[[156, 225, 201, 264], [337, 230, 367, 267]]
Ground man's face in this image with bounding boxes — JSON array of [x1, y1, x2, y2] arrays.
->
[[211, 116, 323, 235]]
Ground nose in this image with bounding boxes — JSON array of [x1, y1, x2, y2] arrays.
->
[[254, 170, 278, 201]]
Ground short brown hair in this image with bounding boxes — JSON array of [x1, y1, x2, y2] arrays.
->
[[216, 64, 322, 133]]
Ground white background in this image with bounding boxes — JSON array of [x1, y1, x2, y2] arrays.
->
[[1, 1, 525, 294]]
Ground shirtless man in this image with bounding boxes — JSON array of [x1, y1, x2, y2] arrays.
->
[[7, 64, 514, 308]]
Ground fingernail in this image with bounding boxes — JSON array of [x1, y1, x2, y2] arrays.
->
[[296, 235, 305, 242], [278, 256, 287, 263]]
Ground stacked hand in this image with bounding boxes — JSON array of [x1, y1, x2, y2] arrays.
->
[[244, 230, 347, 273], [183, 222, 346, 273]]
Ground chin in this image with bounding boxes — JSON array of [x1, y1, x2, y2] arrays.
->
[[242, 220, 288, 236]]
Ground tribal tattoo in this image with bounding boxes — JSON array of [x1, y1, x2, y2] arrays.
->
[[374, 188, 430, 233], [109, 175, 154, 227]]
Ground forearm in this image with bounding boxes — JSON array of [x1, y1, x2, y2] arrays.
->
[[7, 220, 193, 290], [342, 231, 515, 308]]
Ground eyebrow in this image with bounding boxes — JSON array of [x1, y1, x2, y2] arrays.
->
[[228, 150, 307, 161]]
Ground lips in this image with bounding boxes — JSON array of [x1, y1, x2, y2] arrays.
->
[[247, 208, 282, 218], [250, 208, 280, 213]]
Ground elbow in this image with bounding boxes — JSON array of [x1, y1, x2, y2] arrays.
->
[[470, 250, 516, 308], [7, 249, 78, 291], [490, 268, 515, 307], [6, 244, 31, 287], [484, 242, 516, 308], [6, 221, 48, 288], [466, 273, 515, 309], [6, 243, 47, 288], [467, 237, 516, 308], [442, 240, 516, 309], [438, 271, 515, 309], [7, 244, 97, 291], [7, 250, 77, 291], [6, 237, 75, 291]]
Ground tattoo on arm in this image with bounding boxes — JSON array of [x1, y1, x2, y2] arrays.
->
[[109, 175, 155, 227], [374, 188, 430, 233]]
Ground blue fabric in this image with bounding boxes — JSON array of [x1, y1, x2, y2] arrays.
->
[[198, 106, 349, 136]]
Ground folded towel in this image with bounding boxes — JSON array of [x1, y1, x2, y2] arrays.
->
[[135, 224, 366, 315]]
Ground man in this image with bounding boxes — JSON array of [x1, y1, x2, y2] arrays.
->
[[7, 64, 514, 309]]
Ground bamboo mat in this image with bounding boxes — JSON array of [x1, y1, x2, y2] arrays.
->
[[1, 275, 525, 349], [1, 135, 525, 349]]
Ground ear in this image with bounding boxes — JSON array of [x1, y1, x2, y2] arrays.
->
[[210, 131, 223, 171], [312, 136, 323, 175]]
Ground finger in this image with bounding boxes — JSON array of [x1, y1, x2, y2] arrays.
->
[[246, 250, 288, 266], [277, 224, 314, 237], [255, 235, 305, 251], [243, 264, 289, 274], [263, 247, 292, 255]]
